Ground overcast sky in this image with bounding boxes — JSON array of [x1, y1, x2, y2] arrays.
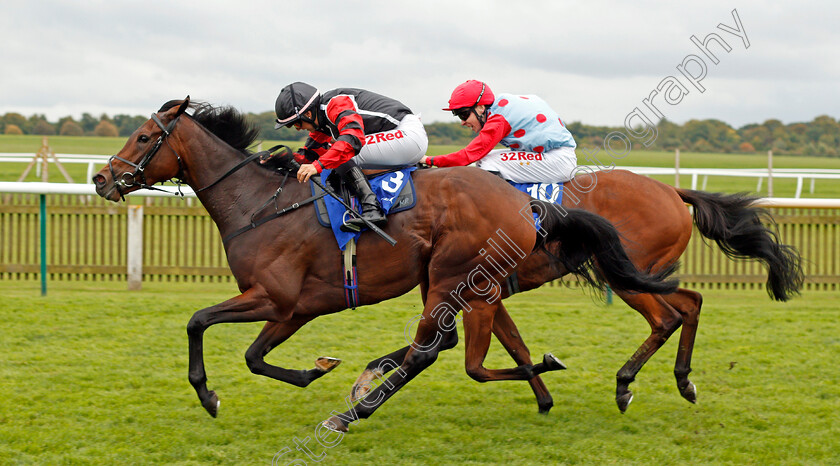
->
[[1, 0, 837, 129]]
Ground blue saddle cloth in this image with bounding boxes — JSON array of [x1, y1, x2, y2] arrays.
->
[[312, 167, 417, 250], [508, 181, 565, 232], [507, 181, 565, 205]]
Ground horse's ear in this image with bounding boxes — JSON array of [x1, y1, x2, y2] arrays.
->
[[176, 96, 191, 116]]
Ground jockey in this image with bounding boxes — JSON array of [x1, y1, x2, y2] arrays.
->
[[268, 82, 428, 232], [420, 80, 577, 183]]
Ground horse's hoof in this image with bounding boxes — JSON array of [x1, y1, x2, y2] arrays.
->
[[322, 415, 349, 433], [680, 381, 697, 404], [315, 357, 342, 373], [203, 391, 220, 418], [538, 399, 554, 415], [616, 391, 633, 413], [350, 368, 383, 402], [543, 353, 567, 371]]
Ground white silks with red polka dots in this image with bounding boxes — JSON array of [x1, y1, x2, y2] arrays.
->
[[475, 93, 577, 183]]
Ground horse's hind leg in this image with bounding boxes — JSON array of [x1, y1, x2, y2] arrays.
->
[[324, 293, 457, 432], [244, 318, 341, 388], [462, 301, 565, 383], [187, 288, 276, 417], [492, 302, 558, 413], [661, 288, 703, 404], [348, 304, 558, 413], [350, 346, 411, 401], [350, 301, 556, 414], [612, 291, 683, 413], [349, 280, 460, 402], [349, 329, 458, 402]]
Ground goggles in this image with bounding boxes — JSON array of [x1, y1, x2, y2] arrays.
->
[[452, 108, 472, 121]]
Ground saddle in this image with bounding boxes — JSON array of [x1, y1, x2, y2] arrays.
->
[[311, 167, 417, 229], [310, 166, 418, 309]]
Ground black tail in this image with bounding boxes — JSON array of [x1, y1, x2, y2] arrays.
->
[[676, 189, 804, 301], [531, 200, 678, 295]]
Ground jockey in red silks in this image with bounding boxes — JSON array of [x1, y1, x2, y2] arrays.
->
[[268, 82, 427, 231], [421, 80, 578, 183]]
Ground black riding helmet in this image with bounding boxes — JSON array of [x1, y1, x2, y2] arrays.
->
[[274, 82, 321, 129]]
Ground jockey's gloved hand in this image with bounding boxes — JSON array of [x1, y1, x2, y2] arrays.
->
[[259, 145, 295, 170], [416, 155, 435, 169]]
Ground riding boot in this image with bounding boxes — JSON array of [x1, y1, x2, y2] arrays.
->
[[335, 162, 387, 232]]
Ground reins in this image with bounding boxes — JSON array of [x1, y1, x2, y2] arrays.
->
[[222, 189, 327, 244], [197, 144, 330, 245], [221, 147, 396, 246], [195, 151, 263, 192]]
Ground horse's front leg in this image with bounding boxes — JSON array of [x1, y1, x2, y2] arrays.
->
[[187, 287, 277, 417], [245, 319, 341, 387]]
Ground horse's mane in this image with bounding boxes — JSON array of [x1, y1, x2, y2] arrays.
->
[[158, 99, 261, 155]]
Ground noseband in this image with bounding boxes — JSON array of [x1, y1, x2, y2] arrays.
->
[[107, 113, 183, 200]]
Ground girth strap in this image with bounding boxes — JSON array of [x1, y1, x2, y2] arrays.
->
[[343, 238, 359, 309]]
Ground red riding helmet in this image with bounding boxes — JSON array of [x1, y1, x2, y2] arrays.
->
[[442, 80, 495, 111]]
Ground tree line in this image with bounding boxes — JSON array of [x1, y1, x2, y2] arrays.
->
[[0, 112, 147, 138], [3, 110, 837, 157]]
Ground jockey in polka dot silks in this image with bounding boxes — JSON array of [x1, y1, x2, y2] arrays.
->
[[421, 80, 578, 183]]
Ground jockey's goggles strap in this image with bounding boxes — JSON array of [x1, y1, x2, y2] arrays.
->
[[474, 82, 485, 106]]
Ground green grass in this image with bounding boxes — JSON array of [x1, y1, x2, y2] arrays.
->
[[0, 135, 129, 154], [3, 135, 840, 197], [1, 280, 838, 464]]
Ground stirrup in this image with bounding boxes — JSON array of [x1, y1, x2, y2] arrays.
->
[[342, 211, 387, 232], [340, 210, 363, 233]]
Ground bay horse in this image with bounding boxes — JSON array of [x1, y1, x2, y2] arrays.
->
[[350, 163, 804, 417], [91, 98, 677, 428]]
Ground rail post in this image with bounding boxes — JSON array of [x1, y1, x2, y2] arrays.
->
[[674, 148, 680, 188], [767, 150, 774, 197], [127, 204, 144, 290], [39, 193, 48, 296]]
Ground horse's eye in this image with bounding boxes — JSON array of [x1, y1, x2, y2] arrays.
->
[[138, 135, 150, 143]]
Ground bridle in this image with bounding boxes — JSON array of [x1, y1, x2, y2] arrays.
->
[[106, 112, 265, 200], [105, 109, 393, 245], [108, 113, 184, 200]]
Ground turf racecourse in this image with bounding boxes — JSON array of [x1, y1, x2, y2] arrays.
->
[[1, 281, 837, 464], [3, 134, 840, 198]]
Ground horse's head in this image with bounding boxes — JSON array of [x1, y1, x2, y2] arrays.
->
[[93, 97, 192, 202]]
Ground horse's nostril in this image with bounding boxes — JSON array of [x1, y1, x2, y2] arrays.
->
[[92, 174, 106, 187]]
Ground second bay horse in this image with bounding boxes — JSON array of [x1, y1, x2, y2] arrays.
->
[[350, 163, 804, 418]]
